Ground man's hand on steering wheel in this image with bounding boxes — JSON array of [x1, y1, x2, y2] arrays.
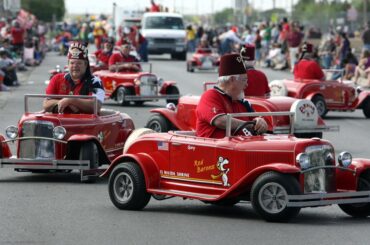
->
[[233, 121, 256, 136]]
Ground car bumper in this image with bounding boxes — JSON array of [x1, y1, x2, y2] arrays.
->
[[0, 158, 90, 170], [287, 190, 370, 207]]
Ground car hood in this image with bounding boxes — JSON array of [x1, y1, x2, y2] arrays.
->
[[141, 29, 186, 38]]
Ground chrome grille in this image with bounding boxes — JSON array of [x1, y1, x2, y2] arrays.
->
[[19, 120, 55, 159], [304, 145, 335, 193], [153, 38, 175, 44], [140, 75, 158, 96]]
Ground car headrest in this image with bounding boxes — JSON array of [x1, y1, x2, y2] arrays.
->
[[290, 99, 318, 129], [269, 80, 288, 96]]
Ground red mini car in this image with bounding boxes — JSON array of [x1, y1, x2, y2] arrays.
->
[[94, 63, 180, 106], [146, 84, 338, 138], [186, 48, 220, 72], [102, 112, 370, 222], [269, 71, 370, 118], [0, 94, 134, 182]]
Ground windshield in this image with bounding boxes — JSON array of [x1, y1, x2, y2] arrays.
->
[[145, 16, 184, 30]]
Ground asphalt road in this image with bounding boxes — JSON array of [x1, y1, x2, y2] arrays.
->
[[0, 51, 369, 245]]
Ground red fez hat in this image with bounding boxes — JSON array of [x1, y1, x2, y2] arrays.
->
[[67, 42, 88, 60], [302, 42, 313, 53], [241, 44, 255, 61], [218, 53, 246, 77]]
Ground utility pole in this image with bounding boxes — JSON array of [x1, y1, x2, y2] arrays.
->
[[112, 2, 116, 38], [364, 0, 368, 27]]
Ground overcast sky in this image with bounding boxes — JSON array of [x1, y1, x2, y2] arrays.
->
[[65, 0, 295, 15]]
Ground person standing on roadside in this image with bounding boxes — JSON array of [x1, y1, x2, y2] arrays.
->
[[361, 21, 370, 52]]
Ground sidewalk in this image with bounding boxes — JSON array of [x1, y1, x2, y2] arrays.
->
[[0, 67, 35, 109]]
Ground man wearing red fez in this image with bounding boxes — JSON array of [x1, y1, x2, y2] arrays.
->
[[94, 37, 115, 66], [293, 42, 325, 80], [196, 53, 268, 138], [43, 42, 105, 114], [241, 44, 271, 98], [108, 39, 141, 72]]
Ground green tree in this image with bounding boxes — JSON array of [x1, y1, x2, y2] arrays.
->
[[21, 0, 65, 21], [213, 8, 234, 26]]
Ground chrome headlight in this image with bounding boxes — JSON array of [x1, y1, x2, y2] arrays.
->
[[53, 126, 66, 140], [166, 103, 177, 111], [55, 65, 61, 73], [157, 77, 164, 87], [5, 126, 18, 139], [338, 151, 352, 167], [296, 153, 311, 170]]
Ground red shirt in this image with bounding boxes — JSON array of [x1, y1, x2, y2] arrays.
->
[[11, 27, 24, 45], [244, 69, 270, 97], [95, 49, 112, 65], [108, 52, 139, 66], [45, 73, 105, 102], [196, 87, 254, 138], [293, 59, 325, 80]]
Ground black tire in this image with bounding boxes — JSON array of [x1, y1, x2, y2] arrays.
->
[[108, 162, 151, 210], [145, 113, 172, 132], [116, 87, 130, 106], [251, 172, 301, 222], [179, 51, 187, 61], [362, 99, 370, 118], [312, 95, 328, 118], [79, 141, 99, 183], [166, 86, 179, 105], [339, 177, 370, 218], [186, 62, 194, 72]]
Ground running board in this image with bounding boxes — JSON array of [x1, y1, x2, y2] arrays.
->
[[148, 188, 220, 201]]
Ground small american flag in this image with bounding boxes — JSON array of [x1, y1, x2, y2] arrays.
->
[[157, 141, 169, 151]]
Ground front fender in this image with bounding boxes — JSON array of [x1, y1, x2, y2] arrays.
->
[[336, 158, 370, 190], [160, 81, 177, 94], [0, 135, 12, 158], [66, 135, 110, 165], [100, 153, 160, 189], [355, 91, 370, 108], [218, 163, 301, 200]]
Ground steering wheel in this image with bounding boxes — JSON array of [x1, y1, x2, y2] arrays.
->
[[232, 121, 257, 136]]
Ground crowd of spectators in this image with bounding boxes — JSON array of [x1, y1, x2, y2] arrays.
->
[[0, 11, 48, 92], [185, 17, 370, 88]]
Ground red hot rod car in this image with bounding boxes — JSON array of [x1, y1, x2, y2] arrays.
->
[[0, 94, 134, 182], [93, 63, 180, 106], [146, 89, 338, 138], [269, 70, 370, 118], [186, 48, 220, 72], [102, 112, 370, 222]]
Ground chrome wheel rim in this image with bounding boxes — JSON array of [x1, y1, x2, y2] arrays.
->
[[258, 182, 288, 214], [315, 100, 326, 116], [113, 172, 134, 203]]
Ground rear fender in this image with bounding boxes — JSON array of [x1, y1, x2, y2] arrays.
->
[[0, 135, 12, 158], [160, 81, 177, 94], [66, 135, 110, 165], [100, 153, 160, 189], [149, 108, 181, 130]]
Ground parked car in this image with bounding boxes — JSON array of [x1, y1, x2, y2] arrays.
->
[[93, 63, 180, 106], [0, 94, 134, 182], [102, 112, 370, 222], [146, 82, 338, 138], [186, 48, 220, 72], [269, 69, 370, 118]]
